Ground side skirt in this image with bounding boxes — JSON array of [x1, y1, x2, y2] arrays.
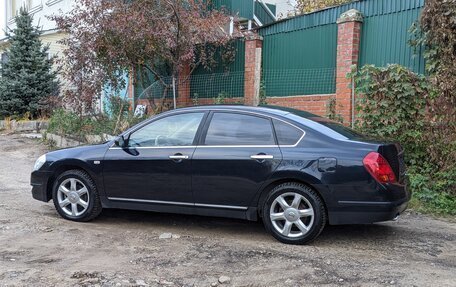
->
[[99, 196, 258, 221]]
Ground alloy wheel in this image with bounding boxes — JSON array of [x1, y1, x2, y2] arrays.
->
[[269, 192, 314, 238], [57, 178, 90, 217]]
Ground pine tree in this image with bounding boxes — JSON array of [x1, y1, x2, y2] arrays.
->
[[0, 7, 59, 118]]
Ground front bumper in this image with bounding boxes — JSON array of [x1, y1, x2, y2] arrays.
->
[[31, 170, 53, 202], [328, 183, 411, 225]]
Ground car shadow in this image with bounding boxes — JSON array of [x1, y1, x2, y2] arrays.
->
[[94, 208, 400, 246], [317, 223, 398, 245]]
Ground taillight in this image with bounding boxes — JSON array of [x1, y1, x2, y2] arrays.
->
[[363, 152, 397, 184]]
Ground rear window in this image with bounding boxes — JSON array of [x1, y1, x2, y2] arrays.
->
[[272, 119, 304, 146], [310, 118, 365, 139], [285, 113, 369, 140]]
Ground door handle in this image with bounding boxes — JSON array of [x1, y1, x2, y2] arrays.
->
[[169, 155, 189, 160], [250, 154, 274, 160]]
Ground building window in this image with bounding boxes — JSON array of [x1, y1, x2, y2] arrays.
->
[[10, 0, 22, 19], [8, 0, 16, 19], [45, 0, 63, 6], [28, 0, 42, 8], [8, 0, 42, 20], [28, 0, 43, 14]]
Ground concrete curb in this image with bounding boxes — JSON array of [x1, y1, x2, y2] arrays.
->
[[44, 133, 114, 148], [0, 120, 48, 132]]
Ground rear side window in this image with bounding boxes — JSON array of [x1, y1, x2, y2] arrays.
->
[[273, 119, 304, 146], [204, 112, 275, 145]]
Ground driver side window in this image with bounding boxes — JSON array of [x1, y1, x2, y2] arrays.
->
[[128, 112, 205, 147]]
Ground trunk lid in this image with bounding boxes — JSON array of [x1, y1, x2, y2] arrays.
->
[[378, 143, 406, 184]]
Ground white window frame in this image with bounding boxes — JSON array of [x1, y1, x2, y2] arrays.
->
[[28, 0, 43, 14], [45, 0, 63, 6], [7, 0, 43, 23]]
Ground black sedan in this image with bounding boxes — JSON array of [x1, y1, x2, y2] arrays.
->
[[31, 105, 410, 244]]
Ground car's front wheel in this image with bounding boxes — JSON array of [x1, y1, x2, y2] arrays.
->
[[52, 169, 102, 222], [262, 182, 326, 244]]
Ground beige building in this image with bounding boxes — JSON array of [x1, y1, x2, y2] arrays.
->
[[1, 0, 73, 68], [264, 0, 297, 18]]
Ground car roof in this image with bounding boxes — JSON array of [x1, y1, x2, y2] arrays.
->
[[172, 105, 321, 119]]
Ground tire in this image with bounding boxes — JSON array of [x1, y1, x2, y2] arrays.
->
[[262, 182, 326, 245], [52, 169, 102, 222]]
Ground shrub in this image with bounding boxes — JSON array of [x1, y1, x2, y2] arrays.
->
[[409, 170, 456, 216], [47, 109, 88, 139], [214, 91, 230, 104], [418, 0, 456, 178], [259, 80, 267, 105], [48, 96, 147, 141], [325, 97, 343, 123], [350, 64, 455, 215], [349, 64, 430, 166]]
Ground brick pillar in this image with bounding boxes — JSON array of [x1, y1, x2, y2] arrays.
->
[[336, 9, 363, 124], [244, 34, 263, 106], [177, 62, 191, 107]]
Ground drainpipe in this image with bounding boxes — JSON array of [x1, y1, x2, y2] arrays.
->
[[172, 76, 176, 109]]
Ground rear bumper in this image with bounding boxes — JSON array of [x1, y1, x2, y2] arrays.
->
[[31, 170, 53, 202], [329, 198, 409, 225], [328, 183, 411, 225]]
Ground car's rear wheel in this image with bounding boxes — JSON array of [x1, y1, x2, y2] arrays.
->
[[52, 169, 102, 222], [262, 182, 326, 244]]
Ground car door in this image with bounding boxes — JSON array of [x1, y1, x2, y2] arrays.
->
[[103, 111, 206, 204], [192, 111, 282, 209]]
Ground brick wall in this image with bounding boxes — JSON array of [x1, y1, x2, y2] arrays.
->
[[139, 93, 332, 118], [266, 95, 334, 117], [137, 97, 244, 115], [187, 97, 243, 106]]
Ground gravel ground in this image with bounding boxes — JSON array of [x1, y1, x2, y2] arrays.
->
[[0, 133, 455, 287]]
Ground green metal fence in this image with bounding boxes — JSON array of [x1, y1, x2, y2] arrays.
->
[[258, 0, 425, 97], [190, 71, 244, 99], [190, 39, 245, 98], [262, 68, 336, 97], [359, 4, 425, 73], [260, 23, 338, 96], [136, 76, 174, 100]]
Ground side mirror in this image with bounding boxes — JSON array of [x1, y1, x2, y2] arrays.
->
[[114, 134, 129, 147]]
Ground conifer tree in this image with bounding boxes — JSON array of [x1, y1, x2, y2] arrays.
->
[[0, 7, 59, 118]]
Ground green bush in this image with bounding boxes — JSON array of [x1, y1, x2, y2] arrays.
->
[[409, 170, 456, 216], [214, 91, 230, 104], [350, 64, 455, 215], [47, 109, 91, 139], [48, 96, 147, 141], [349, 64, 430, 166]]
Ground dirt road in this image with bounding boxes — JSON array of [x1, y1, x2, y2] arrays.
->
[[0, 133, 455, 287]]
